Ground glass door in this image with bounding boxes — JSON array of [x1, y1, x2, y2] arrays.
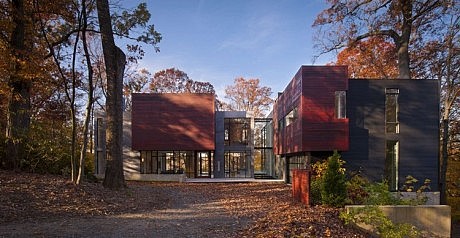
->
[[224, 152, 249, 178], [196, 151, 211, 178]]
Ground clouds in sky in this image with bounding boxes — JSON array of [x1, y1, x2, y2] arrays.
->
[[219, 13, 284, 55], [133, 0, 330, 98]]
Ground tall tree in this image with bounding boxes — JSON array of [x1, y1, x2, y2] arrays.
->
[[4, 0, 31, 169], [223, 77, 273, 118], [313, 0, 446, 79], [149, 68, 215, 94], [76, 0, 94, 184], [97, 0, 126, 189], [36, 0, 83, 181], [335, 36, 398, 79], [411, 4, 459, 204]]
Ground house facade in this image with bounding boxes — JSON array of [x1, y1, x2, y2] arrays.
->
[[94, 65, 439, 191], [273, 66, 350, 183], [343, 78, 439, 191], [132, 93, 215, 179], [274, 66, 440, 191]]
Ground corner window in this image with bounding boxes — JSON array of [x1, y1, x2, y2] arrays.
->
[[335, 91, 346, 119], [385, 88, 399, 133], [285, 107, 298, 127]]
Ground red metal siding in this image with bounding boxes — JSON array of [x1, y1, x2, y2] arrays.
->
[[301, 66, 349, 151], [273, 68, 303, 155], [274, 66, 349, 155], [131, 93, 215, 151]]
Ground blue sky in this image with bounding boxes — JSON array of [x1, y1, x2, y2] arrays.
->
[[127, 0, 333, 98]]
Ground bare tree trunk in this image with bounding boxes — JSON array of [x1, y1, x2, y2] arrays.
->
[[77, 0, 94, 184], [397, 0, 412, 79], [69, 17, 81, 183], [440, 119, 449, 204], [34, 0, 80, 182], [5, 0, 30, 170], [70, 107, 77, 181], [439, 25, 458, 204], [97, 0, 126, 189]]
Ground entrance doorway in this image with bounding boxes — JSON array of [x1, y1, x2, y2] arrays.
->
[[196, 151, 211, 178], [224, 151, 250, 178]]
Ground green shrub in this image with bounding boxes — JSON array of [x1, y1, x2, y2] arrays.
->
[[310, 177, 323, 205], [345, 174, 370, 205], [340, 206, 419, 238], [397, 175, 430, 205], [21, 120, 73, 175], [364, 180, 402, 205], [311, 155, 345, 179], [321, 151, 347, 207], [340, 176, 432, 237]]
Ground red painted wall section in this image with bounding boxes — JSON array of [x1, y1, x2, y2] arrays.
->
[[274, 66, 349, 155], [273, 68, 303, 155], [131, 93, 215, 151], [301, 66, 349, 151]]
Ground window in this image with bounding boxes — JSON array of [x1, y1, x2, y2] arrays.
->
[[197, 152, 210, 177], [335, 91, 346, 119], [224, 118, 250, 146], [385, 88, 399, 133], [287, 155, 309, 183], [278, 108, 298, 129], [242, 127, 248, 143], [224, 151, 249, 178], [140, 150, 159, 174], [385, 140, 399, 191], [165, 152, 186, 174], [285, 108, 298, 126], [96, 118, 104, 148], [224, 129, 229, 141]]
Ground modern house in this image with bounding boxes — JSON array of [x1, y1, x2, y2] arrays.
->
[[94, 65, 439, 191], [273, 66, 439, 191]]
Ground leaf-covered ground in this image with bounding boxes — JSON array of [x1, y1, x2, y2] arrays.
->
[[0, 170, 376, 237]]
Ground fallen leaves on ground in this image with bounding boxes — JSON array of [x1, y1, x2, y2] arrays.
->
[[0, 170, 366, 237], [213, 183, 366, 237]]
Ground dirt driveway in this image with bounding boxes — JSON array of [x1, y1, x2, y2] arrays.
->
[[0, 180, 246, 237], [0, 171, 367, 237], [0, 199, 242, 237]]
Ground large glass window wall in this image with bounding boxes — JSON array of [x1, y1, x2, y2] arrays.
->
[[224, 151, 250, 178], [140, 150, 213, 178], [224, 118, 251, 146]]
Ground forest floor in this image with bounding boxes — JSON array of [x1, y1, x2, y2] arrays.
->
[[0, 170, 457, 237]]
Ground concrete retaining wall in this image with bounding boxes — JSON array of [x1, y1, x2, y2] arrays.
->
[[345, 205, 451, 237]]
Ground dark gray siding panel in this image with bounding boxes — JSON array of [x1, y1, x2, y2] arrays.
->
[[343, 79, 439, 190]]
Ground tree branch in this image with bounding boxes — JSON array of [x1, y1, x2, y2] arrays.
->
[[355, 29, 400, 44], [412, 0, 442, 21], [44, 28, 101, 59]]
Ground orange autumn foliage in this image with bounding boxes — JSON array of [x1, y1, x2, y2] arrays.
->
[[335, 37, 399, 79]]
